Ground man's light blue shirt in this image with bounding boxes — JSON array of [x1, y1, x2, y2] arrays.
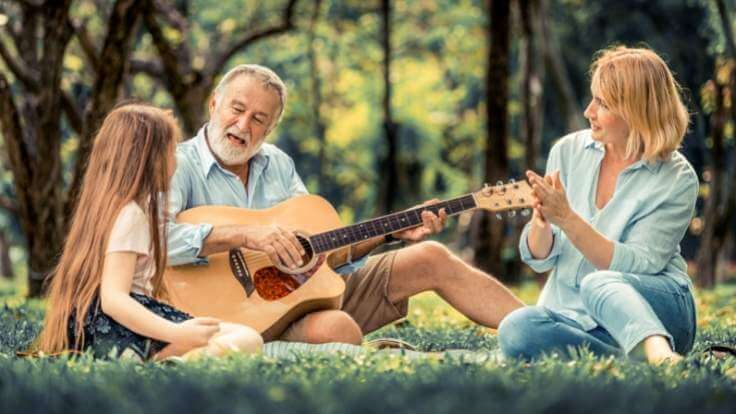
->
[[519, 130, 699, 330], [167, 126, 365, 274], [167, 126, 308, 266]]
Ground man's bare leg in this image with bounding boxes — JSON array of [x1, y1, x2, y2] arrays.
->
[[280, 310, 363, 344], [387, 241, 524, 328]]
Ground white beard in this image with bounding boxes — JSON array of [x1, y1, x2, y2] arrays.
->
[[207, 123, 256, 166]]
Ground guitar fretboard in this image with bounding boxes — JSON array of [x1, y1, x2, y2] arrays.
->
[[309, 194, 477, 254]]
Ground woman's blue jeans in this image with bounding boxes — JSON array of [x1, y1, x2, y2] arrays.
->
[[498, 271, 697, 360]]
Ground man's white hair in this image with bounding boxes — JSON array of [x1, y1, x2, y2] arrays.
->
[[213, 64, 288, 130]]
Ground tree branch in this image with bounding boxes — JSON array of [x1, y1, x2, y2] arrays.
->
[[152, 0, 188, 32], [142, 4, 187, 88], [0, 32, 39, 90], [129, 58, 164, 79], [716, 0, 736, 59], [208, 0, 299, 77], [0, 72, 32, 208], [16, 1, 40, 72], [70, 18, 100, 72], [60, 91, 83, 134], [68, 0, 148, 213]]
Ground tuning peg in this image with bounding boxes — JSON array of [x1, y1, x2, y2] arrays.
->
[[495, 213, 503, 220], [507, 210, 517, 218], [482, 183, 492, 196], [521, 209, 531, 217], [495, 181, 506, 194]]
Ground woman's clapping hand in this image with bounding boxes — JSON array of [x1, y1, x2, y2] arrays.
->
[[525, 170, 574, 228]]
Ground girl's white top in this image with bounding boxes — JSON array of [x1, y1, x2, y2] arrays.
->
[[106, 202, 155, 296]]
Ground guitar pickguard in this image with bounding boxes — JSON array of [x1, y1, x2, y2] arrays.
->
[[253, 254, 326, 301]]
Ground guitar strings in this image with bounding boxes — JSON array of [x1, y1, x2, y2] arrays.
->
[[226, 184, 532, 271]]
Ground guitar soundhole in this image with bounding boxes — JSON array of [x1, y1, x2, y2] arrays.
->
[[298, 234, 314, 261], [253, 239, 323, 301], [253, 267, 306, 300]]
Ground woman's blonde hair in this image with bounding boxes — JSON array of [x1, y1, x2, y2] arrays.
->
[[590, 46, 689, 162], [36, 103, 181, 354]]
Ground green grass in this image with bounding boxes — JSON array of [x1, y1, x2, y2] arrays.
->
[[0, 277, 734, 413]]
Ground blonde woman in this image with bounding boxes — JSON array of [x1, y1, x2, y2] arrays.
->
[[36, 104, 262, 360], [498, 46, 698, 364]]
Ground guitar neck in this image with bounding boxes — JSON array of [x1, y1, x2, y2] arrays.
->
[[308, 194, 477, 254]]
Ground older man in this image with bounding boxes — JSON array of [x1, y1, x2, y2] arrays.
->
[[167, 64, 523, 344]]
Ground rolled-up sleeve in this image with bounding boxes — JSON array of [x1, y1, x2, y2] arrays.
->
[[166, 163, 213, 267], [519, 140, 564, 273], [519, 223, 563, 273], [609, 174, 698, 275]]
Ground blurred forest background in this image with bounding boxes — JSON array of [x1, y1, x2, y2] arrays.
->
[[0, 0, 735, 297]]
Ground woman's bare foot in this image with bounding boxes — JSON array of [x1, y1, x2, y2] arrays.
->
[[643, 335, 683, 365]]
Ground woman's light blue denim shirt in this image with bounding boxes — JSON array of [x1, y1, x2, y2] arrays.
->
[[519, 130, 699, 330]]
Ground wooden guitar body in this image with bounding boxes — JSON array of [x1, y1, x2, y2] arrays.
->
[[163, 195, 345, 340], [162, 181, 533, 341]]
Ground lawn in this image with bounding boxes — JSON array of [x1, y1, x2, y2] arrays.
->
[[0, 277, 734, 413]]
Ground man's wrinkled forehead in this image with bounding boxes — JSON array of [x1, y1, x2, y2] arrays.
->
[[217, 74, 278, 105]]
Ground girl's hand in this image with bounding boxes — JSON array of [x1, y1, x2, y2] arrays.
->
[[171, 317, 221, 348], [526, 170, 574, 228]]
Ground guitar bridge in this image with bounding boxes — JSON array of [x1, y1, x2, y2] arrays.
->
[[228, 248, 255, 297]]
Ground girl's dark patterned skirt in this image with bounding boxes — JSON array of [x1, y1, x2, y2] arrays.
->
[[68, 293, 192, 360]]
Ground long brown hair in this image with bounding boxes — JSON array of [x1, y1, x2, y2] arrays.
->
[[36, 103, 181, 354]]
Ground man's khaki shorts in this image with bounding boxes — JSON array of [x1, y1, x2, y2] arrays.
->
[[341, 251, 408, 334], [279, 251, 408, 341]]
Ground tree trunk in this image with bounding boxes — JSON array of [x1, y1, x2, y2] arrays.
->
[[695, 0, 736, 288], [695, 79, 726, 288], [376, 0, 399, 215], [473, 0, 512, 281], [696, 76, 736, 288], [308, 0, 327, 187], [0, 231, 13, 279], [0, 0, 147, 296], [0, 0, 74, 296], [514, 0, 546, 282], [540, 0, 585, 132], [519, 0, 545, 172]]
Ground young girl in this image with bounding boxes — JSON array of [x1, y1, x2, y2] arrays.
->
[[36, 104, 263, 361]]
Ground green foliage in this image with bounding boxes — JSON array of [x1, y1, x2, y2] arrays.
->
[[1, 351, 734, 413], [0, 279, 734, 413], [0, 0, 728, 279]]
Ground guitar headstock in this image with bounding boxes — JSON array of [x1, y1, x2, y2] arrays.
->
[[472, 180, 533, 214]]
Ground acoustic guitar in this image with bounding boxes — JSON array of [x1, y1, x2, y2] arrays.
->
[[162, 180, 533, 340]]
